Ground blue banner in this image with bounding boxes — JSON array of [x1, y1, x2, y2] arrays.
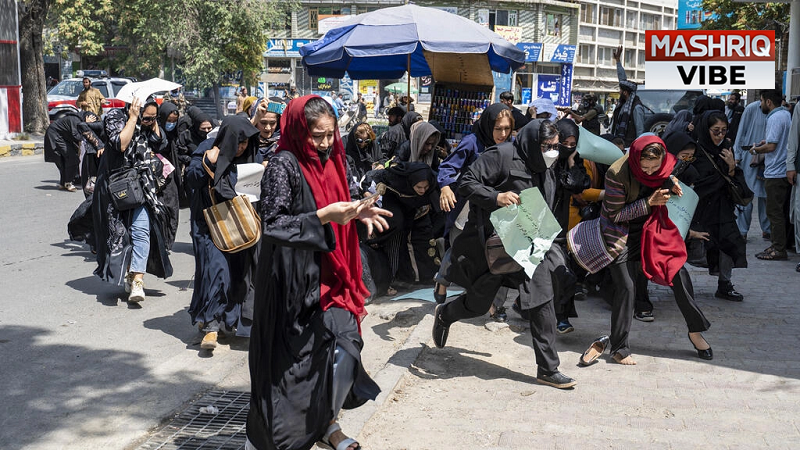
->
[[265, 39, 314, 58], [493, 71, 512, 102], [521, 88, 532, 106], [537, 75, 561, 104], [516, 43, 543, 63], [559, 64, 573, 107], [677, 0, 704, 29], [550, 45, 577, 63]]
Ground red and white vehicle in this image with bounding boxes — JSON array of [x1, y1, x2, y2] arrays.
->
[[47, 76, 133, 121]]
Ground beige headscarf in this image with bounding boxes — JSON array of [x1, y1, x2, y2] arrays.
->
[[409, 121, 440, 167]]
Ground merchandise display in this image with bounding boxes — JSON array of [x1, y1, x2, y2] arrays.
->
[[428, 83, 492, 140]]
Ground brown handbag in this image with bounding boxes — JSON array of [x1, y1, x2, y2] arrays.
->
[[203, 182, 261, 253], [484, 232, 523, 275]]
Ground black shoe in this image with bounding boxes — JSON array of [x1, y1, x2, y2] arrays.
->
[[536, 371, 577, 389], [796, 262, 800, 273], [433, 282, 447, 304], [634, 311, 655, 322], [715, 285, 744, 302], [490, 306, 508, 323], [512, 298, 531, 321], [688, 333, 713, 360], [432, 304, 450, 348]]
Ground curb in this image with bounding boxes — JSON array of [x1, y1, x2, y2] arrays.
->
[[0, 142, 44, 158]]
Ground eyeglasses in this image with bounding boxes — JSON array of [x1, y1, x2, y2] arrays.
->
[[541, 143, 560, 152], [710, 128, 728, 136], [679, 154, 696, 162], [356, 138, 372, 144], [141, 116, 157, 123]]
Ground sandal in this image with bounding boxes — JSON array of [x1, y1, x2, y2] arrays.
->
[[579, 335, 610, 366], [317, 422, 361, 450], [756, 248, 788, 261]]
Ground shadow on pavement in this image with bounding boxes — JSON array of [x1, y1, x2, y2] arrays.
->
[[370, 303, 431, 342], [0, 325, 208, 449], [408, 345, 539, 385], [66, 275, 166, 307]]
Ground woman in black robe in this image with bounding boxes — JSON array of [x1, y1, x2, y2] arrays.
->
[[177, 106, 215, 201], [186, 115, 261, 349], [93, 99, 172, 301], [691, 111, 748, 301], [247, 96, 390, 450], [155, 101, 181, 249], [44, 110, 84, 191], [434, 119, 577, 389]]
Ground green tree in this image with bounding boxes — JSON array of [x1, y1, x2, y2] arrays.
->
[[50, 0, 114, 57], [18, 0, 52, 133]]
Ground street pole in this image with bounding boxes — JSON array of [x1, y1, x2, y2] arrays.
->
[[787, 0, 800, 98]]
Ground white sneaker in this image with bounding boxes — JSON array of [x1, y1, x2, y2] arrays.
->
[[128, 279, 145, 303]]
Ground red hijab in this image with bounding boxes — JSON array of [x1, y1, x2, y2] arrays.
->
[[277, 95, 369, 326], [627, 135, 686, 286]]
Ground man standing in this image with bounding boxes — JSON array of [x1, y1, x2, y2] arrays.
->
[[499, 91, 529, 130], [76, 77, 105, 116], [334, 92, 346, 115], [611, 46, 645, 146], [726, 92, 745, 143], [751, 89, 793, 261], [734, 100, 770, 240], [569, 93, 604, 136]]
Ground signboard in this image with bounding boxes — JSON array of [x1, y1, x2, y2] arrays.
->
[[537, 74, 560, 104], [543, 44, 577, 63], [265, 39, 314, 58], [677, 0, 708, 30], [559, 64, 573, 108], [315, 77, 339, 91], [340, 73, 354, 97], [493, 71, 512, 102], [318, 15, 355, 35], [521, 88, 532, 105], [418, 76, 433, 103], [476, 9, 489, 28], [359, 80, 378, 113], [494, 26, 522, 45], [516, 43, 543, 63]]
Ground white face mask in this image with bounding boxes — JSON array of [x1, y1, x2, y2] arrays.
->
[[542, 149, 559, 168]]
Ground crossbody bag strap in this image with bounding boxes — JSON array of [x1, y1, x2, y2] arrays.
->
[[699, 146, 733, 183]]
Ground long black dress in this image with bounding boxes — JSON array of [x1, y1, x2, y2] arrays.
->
[[247, 150, 379, 450], [44, 111, 83, 186], [186, 116, 261, 337]]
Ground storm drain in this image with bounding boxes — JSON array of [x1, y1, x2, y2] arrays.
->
[[137, 390, 250, 450]]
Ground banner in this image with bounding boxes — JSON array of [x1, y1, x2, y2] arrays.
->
[[235, 163, 266, 202], [489, 188, 562, 278], [576, 127, 624, 165], [666, 181, 699, 239], [559, 64, 573, 108], [495, 26, 522, 45]]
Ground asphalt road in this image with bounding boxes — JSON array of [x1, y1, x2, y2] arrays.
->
[[0, 155, 250, 449]]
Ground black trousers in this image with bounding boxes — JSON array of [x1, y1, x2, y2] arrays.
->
[[765, 177, 792, 252], [609, 261, 710, 358], [54, 154, 79, 186], [439, 270, 560, 374]]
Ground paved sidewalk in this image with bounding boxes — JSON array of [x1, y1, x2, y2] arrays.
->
[[0, 135, 44, 157]]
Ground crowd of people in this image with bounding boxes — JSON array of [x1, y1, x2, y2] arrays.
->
[[47, 50, 798, 448]]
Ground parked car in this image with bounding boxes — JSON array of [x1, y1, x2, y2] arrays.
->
[[47, 76, 133, 121], [635, 88, 704, 135]]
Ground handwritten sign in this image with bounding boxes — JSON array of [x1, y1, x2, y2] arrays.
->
[[666, 181, 699, 239], [235, 163, 265, 203], [489, 188, 562, 278]]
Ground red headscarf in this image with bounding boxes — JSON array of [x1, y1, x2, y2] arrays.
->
[[627, 135, 686, 286], [277, 95, 369, 326], [627, 135, 676, 188]]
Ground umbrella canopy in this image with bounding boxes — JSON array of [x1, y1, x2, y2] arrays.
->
[[300, 4, 525, 84], [116, 78, 182, 104], [385, 82, 418, 94]]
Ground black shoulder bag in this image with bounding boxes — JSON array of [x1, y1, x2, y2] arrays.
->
[[699, 147, 753, 207]]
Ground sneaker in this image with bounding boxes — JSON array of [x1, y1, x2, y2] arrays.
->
[[128, 279, 145, 303], [490, 306, 508, 323], [61, 182, 77, 192], [124, 273, 133, 294], [634, 311, 655, 322], [556, 320, 574, 334], [201, 331, 218, 350], [536, 371, 577, 389]]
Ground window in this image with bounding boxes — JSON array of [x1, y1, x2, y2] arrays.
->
[[91, 81, 109, 98], [663, 16, 673, 29], [640, 13, 658, 30], [318, 7, 342, 15], [110, 80, 129, 97], [580, 4, 595, 23], [578, 44, 595, 64], [638, 50, 645, 68], [598, 46, 615, 66], [626, 11, 637, 29], [308, 8, 318, 30], [599, 7, 622, 27], [489, 9, 518, 30], [546, 14, 563, 37], [624, 49, 636, 68]]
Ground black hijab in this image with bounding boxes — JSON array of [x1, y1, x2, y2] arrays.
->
[[212, 115, 259, 197], [187, 106, 214, 144], [694, 110, 729, 157], [158, 101, 179, 140], [377, 161, 436, 197], [514, 119, 548, 174], [662, 130, 696, 156], [400, 112, 423, 139], [555, 118, 580, 159], [472, 103, 510, 148]]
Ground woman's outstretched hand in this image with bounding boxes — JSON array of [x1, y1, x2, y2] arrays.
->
[[317, 201, 362, 225], [440, 185, 456, 212], [358, 205, 393, 236], [647, 188, 671, 207]]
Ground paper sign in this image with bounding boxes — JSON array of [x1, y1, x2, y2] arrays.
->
[[489, 188, 562, 278], [576, 127, 624, 165], [666, 181, 699, 239], [235, 163, 265, 202]]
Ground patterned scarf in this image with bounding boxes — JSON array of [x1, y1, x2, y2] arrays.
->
[[125, 129, 166, 216], [614, 81, 637, 141]]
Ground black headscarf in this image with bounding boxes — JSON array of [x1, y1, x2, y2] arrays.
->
[[472, 103, 510, 148], [187, 106, 214, 144], [514, 119, 548, 174], [400, 112, 423, 139], [555, 118, 580, 159], [79, 110, 98, 122], [158, 101, 179, 140], [694, 111, 729, 157], [212, 115, 259, 198], [373, 161, 438, 211], [662, 130, 696, 156]]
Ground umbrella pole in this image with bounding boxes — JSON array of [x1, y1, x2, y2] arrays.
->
[[407, 54, 411, 104]]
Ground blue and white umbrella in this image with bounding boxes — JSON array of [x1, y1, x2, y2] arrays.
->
[[300, 4, 525, 84]]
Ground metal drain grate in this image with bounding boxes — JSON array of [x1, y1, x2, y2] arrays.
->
[[137, 390, 250, 450]]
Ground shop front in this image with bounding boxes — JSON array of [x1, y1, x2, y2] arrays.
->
[[514, 43, 576, 107]]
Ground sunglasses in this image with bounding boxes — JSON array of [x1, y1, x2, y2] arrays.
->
[[356, 138, 372, 144], [679, 154, 696, 162], [141, 116, 157, 123], [710, 128, 727, 136], [541, 143, 560, 152]]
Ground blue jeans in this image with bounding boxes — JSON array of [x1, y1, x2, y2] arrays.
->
[[130, 205, 150, 273], [736, 196, 770, 236]]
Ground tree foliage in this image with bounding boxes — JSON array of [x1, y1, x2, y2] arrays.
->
[[700, 0, 789, 32], [49, 0, 114, 56]]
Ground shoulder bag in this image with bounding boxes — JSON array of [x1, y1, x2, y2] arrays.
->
[[202, 156, 262, 253], [699, 147, 754, 207], [477, 210, 522, 275], [108, 167, 145, 211]]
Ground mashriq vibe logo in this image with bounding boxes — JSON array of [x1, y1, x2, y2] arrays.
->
[[645, 30, 775, 89]]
